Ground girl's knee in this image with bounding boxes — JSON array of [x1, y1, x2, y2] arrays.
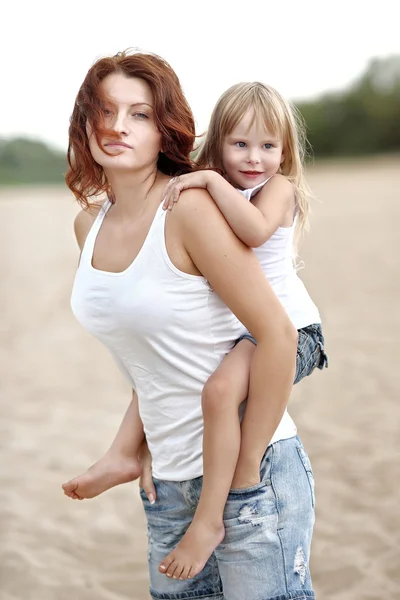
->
[[202, 375, 232, 414]]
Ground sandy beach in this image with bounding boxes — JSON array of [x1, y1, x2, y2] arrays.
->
[[1, 156, 399, 599]]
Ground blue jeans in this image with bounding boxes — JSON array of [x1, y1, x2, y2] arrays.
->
[[140, 435, 316, 600], [237, 323, 328, 385]]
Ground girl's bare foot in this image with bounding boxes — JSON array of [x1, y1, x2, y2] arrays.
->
[[62, 451, 141, 500], [158, 519, 225, 580]]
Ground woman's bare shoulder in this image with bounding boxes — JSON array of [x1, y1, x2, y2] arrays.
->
[[172, 188, 223, 227], [74, 200, 105, 250]]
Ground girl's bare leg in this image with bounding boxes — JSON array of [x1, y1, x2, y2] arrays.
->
[[62, 390, 145, 500], [159, 340, 255, 580]]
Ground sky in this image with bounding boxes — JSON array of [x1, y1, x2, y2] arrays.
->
[[1, 0, 399, 151]]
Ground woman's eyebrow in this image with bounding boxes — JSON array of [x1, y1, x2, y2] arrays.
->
[[130, 102, 153, 109]]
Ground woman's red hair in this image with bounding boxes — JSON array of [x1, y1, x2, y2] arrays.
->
[[66, 50, 196, 208]]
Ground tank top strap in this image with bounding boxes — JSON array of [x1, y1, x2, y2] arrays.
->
[[79, 198, 112, 266], [239, 177, 272, 201]]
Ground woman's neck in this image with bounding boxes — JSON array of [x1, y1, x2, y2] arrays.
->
[[105, 167, 165, 221]]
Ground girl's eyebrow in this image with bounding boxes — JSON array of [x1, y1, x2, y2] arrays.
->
[[226, 134, 249, 140], [227, 134, 279, 142]]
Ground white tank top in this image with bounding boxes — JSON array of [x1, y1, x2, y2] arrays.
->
[[239, 180, 321, 329], [71, 199, 297, 480]]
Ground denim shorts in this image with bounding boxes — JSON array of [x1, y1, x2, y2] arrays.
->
[[236, 323, 328, 385], [140, 435, 315, 600]]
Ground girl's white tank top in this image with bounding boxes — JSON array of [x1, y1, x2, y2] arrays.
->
[[240, 179, 320, 329]]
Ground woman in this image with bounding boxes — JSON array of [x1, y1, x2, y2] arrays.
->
[[63, 49, 316, 600]]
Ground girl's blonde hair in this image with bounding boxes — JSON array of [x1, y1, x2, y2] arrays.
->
[[196, 82, 313, 243]]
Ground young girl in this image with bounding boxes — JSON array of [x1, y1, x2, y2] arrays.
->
[[156, 82, 327, 579]]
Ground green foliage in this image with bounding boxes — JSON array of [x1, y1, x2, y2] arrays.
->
[[0, 137, 67, 185], [297, 55, 400, 157]]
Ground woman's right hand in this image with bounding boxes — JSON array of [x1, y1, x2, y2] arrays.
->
[[162, 171, 213, 211], [138, 439, 156, 504]]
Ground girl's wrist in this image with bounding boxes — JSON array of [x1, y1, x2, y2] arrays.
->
[[205, 169, 221, 193]]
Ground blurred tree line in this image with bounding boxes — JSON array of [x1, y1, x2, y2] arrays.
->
[[0, 55, 398, 185], [297, 55, 400, 157], [0, 137, 67, 185]]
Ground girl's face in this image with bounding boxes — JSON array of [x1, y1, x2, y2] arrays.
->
[[221, 110, 284, 190], [87, 73, 162, 175]]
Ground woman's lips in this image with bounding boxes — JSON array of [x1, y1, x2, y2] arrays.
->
[[105, 142, 132, 149]]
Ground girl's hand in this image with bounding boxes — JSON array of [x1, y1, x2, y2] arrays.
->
[[162, 171, 211, 211]]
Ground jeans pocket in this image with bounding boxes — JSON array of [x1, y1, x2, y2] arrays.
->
[[139, 486, 149, 502], [228, 479, 270, 496], [139, 486, 158, 510], [296, 446, 316, 508]]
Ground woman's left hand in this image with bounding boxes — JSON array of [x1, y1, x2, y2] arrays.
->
[[138, 439, 156, 504], [162, 171, 210, 211]]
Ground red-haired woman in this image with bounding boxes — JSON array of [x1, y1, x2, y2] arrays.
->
[[62, 50, 316, 600]]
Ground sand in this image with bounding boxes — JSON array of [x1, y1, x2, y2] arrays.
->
[[1, 156, 399, 599]]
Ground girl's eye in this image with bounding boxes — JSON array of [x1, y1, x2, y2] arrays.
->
[[235, 142, 246, 148], [264, 143, 273, 149]]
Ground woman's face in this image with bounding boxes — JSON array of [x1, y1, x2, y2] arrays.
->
[[87, 73, 162, 174]]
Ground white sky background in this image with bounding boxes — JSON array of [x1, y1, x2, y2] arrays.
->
[[1, 0, 399, 151]]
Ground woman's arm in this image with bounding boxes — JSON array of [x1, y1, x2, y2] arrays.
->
[[163, 171, 293, 247], [108, 390, 145, 457], [105, 390, 156, 502], [173, 190, 298, 484], [74, 206, 101, 249]]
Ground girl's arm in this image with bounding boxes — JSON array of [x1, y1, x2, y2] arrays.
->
[[163, 170, 294, 248], [173, 189, 298, 485]]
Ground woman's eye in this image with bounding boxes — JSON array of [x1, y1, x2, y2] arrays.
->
[[133, 112, 149, 119]]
